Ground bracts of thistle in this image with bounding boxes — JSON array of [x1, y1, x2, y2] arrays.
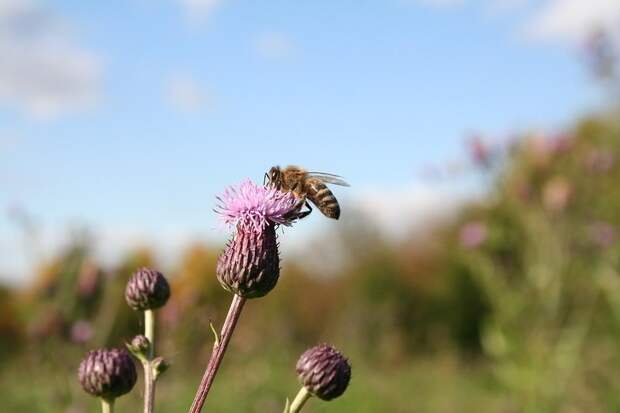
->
[[78, 348, 137, 413], [188, 179, 299, 413], [125, 267, 171, 413], [285, 344, 352, 413]]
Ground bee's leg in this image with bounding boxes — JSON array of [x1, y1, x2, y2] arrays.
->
[[263, 172, 269, 186], [296, 200, 313, 219]]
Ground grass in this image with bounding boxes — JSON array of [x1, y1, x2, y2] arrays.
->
[[0, 348, 508, 413]]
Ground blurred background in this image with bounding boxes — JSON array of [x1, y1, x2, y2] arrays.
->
[[2, 1, 620, 412]]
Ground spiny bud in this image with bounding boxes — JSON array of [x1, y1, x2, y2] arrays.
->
[[78, 348, 137, 400], [152, 356, 170, 379], [126, 335, 150, 360], [296, 344, 351, 401], [216, 223, 280, 298], [125, 267, 170, 311]]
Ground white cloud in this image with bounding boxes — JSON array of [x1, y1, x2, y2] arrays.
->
[[406, 0, 620, 46], [352, 184, 470, 239], [0, 0, 101, 119], [254, 32, 295, 59], [165, 74, 211, 113], [179, 0, 222, 21], [525, 0, 620, 44]]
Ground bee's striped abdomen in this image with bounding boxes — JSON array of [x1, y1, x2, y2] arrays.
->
[[307, 180, 341, 219]]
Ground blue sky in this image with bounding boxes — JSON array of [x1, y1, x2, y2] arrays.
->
[[0, 0, 616, 284]]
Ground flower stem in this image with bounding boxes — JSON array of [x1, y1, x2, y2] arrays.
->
[[101, 398, 114, 413], [289, 387, 312, 413], [144, 309, 156, 413], [188, 294, 247, 413], [145, 309, 155, 359]]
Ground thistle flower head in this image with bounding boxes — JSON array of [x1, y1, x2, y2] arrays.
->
[[296, 344, 351, 401], [125, 267, 171, 311], [216, 179, 298, 233], [217, 223, 280, 298], [78, 348, 137, 400]]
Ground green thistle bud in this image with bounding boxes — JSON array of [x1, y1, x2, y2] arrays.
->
[[296, 344, 351, 401], [126, 335, 150, 360], [152, 356, 170, 379], [78, 348, 137, 400], [125, 267, 170, 311], [216, 223, 280, 298]]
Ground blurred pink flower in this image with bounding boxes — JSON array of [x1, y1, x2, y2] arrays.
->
[[527, 135, 553, 167], [543, 177, 572, 213], [70, 320, 94, 344], [548, 133, 573, 155], [77, 261, 102, 299], [526, 134, 572, 167], [588, 221, 617, 249], [216, 179, 299, 233], [459, 221, 488, 249]]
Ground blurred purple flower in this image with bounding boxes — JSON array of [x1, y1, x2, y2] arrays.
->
[[588, 221, 617, 249], [549, 133, 573, 155], [584, 29, 617, 80], [460, 221, 488, 249], [216, 179, 299, 233], [77, 261, 102, 299], [467, 135, 493, 168], [71, 320, 94, 344], [585, 148, 616, 174]]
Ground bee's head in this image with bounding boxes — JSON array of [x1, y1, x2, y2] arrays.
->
[[265, 166, 282, 187]]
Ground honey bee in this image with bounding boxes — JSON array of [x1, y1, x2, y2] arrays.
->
[[266, 165, 349, 220]]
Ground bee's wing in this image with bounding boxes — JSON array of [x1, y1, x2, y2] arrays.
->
[[307, 172, 350, 187]]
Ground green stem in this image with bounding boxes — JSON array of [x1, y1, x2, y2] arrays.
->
[[289, 387, 312, 413], [145, 309, 155, 359], [101, 398, 114, 413], [144, 309, 156, 413]]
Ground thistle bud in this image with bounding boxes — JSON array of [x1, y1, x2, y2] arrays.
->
[[78, 348, 137, 400], [296, 344, 351, 401], [126, 334, 150, 359], [152, 356, 170, 379], [216, 223, 280, 298], [125, 267, 170, 311]]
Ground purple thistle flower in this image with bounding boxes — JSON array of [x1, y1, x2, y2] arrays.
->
[[216, 179, 299, 233], [214, 179, 299, 298]]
